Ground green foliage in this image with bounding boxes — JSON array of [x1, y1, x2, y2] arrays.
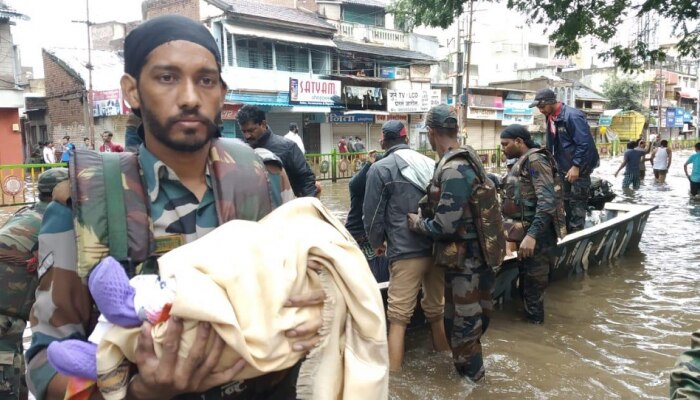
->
[[601, 76, 645, 111], [388, 0, 700, 71]]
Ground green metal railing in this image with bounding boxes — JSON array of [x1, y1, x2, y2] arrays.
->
[[306, 147, 502, 182], [0, 163, 67, 207]]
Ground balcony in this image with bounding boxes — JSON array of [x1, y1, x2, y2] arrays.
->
[[330, 21, 409, 49]]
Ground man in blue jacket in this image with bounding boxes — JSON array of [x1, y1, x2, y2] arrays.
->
[[530, 89, 599, 233]]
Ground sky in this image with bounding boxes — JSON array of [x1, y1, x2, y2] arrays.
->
[[6, 0, 144, 78]]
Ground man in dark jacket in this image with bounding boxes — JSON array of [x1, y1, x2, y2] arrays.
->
[[237, 105, 318, 197], [344, 150, 389, 282], [363, 120, 450, 372], [530, 89, 599, 233]]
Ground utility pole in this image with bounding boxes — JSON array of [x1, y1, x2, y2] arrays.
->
[[462, 0, 474, 137], [454, 18, 463, 134], [696, 59, 699, 138], [72, 0, 95, 147], [657, 68, 664, 139]]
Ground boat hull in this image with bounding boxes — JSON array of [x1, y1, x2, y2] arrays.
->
[[378, 203, 657, 323]]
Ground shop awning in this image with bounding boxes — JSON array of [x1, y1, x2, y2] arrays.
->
[[225, 24, 336, 48], [676, 87, 699, 100]]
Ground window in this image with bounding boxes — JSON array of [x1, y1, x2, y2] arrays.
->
[[312, 49, 330, 74], [235, 37, 273, 70], [276, 44, 309, 73], [528, 43, 548, 59], [39, 125, 48, 143], [342, 5, 385, 26]]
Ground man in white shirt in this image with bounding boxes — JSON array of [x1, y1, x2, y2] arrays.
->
[[285, 123, 305, 154], [42, 142, 56, 164]]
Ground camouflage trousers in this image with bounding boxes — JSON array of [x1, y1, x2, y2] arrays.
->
[[517, 232, 556, 324], [0, 316, 27, 400], [562, 174, 591, 233], [444, 257, 495, 381]]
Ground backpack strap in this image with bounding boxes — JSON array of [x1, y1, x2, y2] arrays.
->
[[101, 153, 129, 262]]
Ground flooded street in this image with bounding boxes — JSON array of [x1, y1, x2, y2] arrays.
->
[[319, 150, 700, 399]]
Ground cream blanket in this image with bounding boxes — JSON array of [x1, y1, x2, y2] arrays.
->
[[96, 197, 389, 399]]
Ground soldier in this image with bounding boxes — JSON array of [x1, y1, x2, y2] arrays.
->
[[670, 329, 700, 399], [26, 15, 322, 400], [499, 125, 567, 324], [0, 168, 69, 400], [407, 105, 504, 382]]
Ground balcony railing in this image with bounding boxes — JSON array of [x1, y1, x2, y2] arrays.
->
[[330, 21, 409, 49]]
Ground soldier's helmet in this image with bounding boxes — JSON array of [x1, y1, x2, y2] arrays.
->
[[37, 168, 69, 193]]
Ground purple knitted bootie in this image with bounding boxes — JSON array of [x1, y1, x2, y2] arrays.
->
[[47, 340, 98, 380], [88, 256, 141, 327]]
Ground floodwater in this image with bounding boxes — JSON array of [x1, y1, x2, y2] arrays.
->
[[318, 150, 700, 399]]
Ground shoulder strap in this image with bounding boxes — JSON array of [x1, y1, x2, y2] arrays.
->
[[209, 138, 275, 223], [71, 149, 152, 278]]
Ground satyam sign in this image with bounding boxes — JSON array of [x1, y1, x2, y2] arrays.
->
[[289, 78, 341, 106], [387, 89, 441, 113]]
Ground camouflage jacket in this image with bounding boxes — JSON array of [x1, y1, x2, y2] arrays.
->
[[0, 202, 47, 322], [414, 150, 483, 261], [671, 330, 700, 399], [502, 149, 567, 240], [26, 141, 293, 400]]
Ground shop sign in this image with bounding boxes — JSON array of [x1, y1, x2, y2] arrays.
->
[[289, 78, 341, 106], [387, 89, 441, 113], [375, 114, 409, 124], [468, 94, 503, 108], [221, 104, 242, 120], [684, 110, 693, 123], [380, 67, 409, 79], [467, 107, 500, 120], [598, 116, 613, 127], [675, 108, 685, 127], [502, 100, 534, 126], [666, 108, 676, 128], [328, 113, 375, 124]]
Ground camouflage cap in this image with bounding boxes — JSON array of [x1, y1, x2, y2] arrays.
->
[[37, 168, 69, 193], [425, 104, 458, 129]]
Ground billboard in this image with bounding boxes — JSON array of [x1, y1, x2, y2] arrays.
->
[[92, 90, 127, 117], [387, 89, 441, 113], [289, 78, 341, 106]]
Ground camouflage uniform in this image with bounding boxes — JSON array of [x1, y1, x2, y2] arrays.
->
[[670, 330, 700, 399], [502, 149, 566, 323], [0, 169, 69, 400], [26, 144, 295, 400], [413, 150, 495, 381]]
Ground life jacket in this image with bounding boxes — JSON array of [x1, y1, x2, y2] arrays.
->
[[502, 148, 567, 240], [0, 204, 44, 320], [427, 146, 506, 269], [70, 138, 285, 278]]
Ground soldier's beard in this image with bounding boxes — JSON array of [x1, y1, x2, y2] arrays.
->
[[140, 102, 218, 152]]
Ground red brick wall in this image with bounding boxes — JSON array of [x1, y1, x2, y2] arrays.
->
[[0, 108, 23, 165], [43, 51, 88, 143], [146, 0, 200, 20]]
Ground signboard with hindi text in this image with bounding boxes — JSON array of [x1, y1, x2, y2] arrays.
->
[[387, 89, 441, 113], [375, 114, 409, 124]]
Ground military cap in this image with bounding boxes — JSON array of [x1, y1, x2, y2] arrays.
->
[[425, 104, 458, 129], [37, 168, 69, 193]]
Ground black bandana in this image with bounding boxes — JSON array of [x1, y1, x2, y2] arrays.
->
[[124, 14, 222, 79], [500, 124, 537, 148]]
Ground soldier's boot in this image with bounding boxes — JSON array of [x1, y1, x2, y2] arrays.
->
[[524, 298, 544, 324], [455, 355, 485, 382]]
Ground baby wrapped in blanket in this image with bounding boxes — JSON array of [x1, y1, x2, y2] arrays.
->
[[47, 197, 389, 400]]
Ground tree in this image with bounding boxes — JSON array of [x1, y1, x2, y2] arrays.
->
[[388, 0, 700, 72], [601, 76, 645, 111]]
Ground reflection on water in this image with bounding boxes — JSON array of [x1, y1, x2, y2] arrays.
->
[[319, 150, 700, 399]]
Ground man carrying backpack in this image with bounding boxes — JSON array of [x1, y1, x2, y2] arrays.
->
[[407, 105, 505, 382], [26, 15, 322, 400], [0, 168, 69, 400], [499, 125, 567, 324]]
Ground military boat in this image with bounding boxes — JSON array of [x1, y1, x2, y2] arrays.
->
[[377, 202, 657, 317]]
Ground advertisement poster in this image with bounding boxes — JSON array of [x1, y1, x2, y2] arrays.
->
[[289, 78, 341, 106], [387, 89, 441, 113], [92, 90, 127, 117]]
